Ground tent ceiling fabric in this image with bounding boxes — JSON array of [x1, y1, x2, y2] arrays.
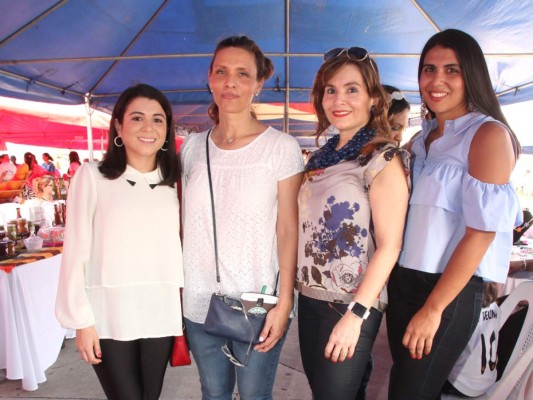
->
[[0, 0, 532, 136]]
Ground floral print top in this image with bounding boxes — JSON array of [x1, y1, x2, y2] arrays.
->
[[296, 142, 409, 306]]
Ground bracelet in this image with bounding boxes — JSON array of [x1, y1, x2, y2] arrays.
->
[[522, 259, 527, 271]]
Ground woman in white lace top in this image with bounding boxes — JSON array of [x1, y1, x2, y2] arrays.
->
[[180, 35, 304, 400]]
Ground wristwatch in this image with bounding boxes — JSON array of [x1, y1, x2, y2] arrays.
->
[[347, 301, 371, 320]]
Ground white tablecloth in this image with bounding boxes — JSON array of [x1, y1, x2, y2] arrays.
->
[[0, 254, 66, 391], [502, 270, 533, 296]]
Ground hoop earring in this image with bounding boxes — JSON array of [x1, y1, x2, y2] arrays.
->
[[114, 136, 124, 147], [160, 141, 168, 152], [420, 98, 428, 120]]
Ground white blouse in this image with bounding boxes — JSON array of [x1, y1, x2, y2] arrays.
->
[[56, 162, 184, 340], [181, 127, 304, 323]]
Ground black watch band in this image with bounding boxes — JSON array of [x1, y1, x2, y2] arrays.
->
[[347, 301, 370, 320]]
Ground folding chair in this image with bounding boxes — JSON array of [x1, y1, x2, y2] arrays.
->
[[442, 281, 533, 400]]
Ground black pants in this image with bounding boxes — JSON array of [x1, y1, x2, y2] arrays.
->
[[386, 266, 483, 400], [298, 293, 382, 400], [92, 336, 173, 400]]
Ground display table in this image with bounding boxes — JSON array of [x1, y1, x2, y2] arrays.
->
[[502, 242, 533, 296], [0, 249, 65, 391]]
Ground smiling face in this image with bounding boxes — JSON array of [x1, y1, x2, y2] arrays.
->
[[321, 63, 374, 138], [419, 45, 468, 122], [114, 97, 167, 171], [208, 46, 263, 117]]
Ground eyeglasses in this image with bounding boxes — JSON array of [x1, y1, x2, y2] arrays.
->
[[323, 47, 376, 74], [221, 342, 251, 368]]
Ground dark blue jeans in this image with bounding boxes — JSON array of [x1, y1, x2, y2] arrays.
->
[[386, 265, 483, 400], [297, 293, 382, 400]]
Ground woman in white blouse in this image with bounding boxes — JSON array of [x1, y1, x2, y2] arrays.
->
[[180, 35, 303, 400], [56, 84, 183, 400]]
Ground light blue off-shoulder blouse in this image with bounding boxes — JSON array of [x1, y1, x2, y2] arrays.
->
[[399, 112, 522, 283]]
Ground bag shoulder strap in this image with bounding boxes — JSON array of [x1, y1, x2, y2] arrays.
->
[[205, 129, 279, 293], [205, 129, 220, 284]]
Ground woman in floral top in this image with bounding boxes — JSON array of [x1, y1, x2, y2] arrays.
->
[[296, 47, 410, 400]]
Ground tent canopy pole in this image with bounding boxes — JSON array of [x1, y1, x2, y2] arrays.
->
[[84, 93, 94, 162]]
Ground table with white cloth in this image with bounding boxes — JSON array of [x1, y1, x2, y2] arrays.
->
[[0, 251, 66, 391], [501, 241, 533, 296]]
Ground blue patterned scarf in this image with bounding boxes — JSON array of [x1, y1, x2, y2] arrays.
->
[[305, 127, 376, 172]]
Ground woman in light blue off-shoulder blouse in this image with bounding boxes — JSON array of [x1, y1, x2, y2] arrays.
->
[[386, 29, 522, 400]]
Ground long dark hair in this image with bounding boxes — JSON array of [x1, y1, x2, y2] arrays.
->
[[207, 35, 274, 124], [68, 151, 80, 164], [419, 29, 520, 155], [311, 53, 391, 145], [99, 84, 180, 187], [24, 152, 36, 168]]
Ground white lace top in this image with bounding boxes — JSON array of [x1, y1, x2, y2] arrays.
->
[[180, 127, 304, 323]]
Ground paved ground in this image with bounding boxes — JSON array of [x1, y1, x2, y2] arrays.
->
[[0, 319, 391, 399]]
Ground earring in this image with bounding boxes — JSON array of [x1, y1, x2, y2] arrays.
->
[[160, 140, 168, 152], [114, 136, 124, 147], [420, 98, 428, 120], [468, 100, 478, 112], [255, 92, 260, 96], [370, 105, 375, 117]]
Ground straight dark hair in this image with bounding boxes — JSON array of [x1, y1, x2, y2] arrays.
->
[[419, 29, 520, 155], [207, 35, 274, 124], [99, 84, 180, 187]]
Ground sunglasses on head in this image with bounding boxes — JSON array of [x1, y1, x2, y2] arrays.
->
[[324, 47, 370, 62], [324, 47, 376, 75]]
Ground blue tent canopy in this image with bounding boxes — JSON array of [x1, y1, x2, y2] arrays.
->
[[0, 0, 532, 137]]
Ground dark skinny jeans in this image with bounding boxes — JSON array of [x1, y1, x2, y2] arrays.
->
[[387, 265, 483, 400], [298, 293, 382, 400]]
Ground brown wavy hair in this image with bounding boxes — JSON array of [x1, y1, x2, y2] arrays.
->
[[310, 53, 391, 147]]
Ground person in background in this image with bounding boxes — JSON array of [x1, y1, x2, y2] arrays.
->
[[20, 152, 47, 200], [442, 282, 500, 397], [67, 151, 81, 178], [24, 175, 56, 224], [41, 152, 56, 173], [383, 85, 411, 146], [56, 83, 183, 400], [387, 29, 522, 399], [0, 154, 17, 182], [180, 35, 303, 400], [10, 155, 18, 167], [33, 175, 55, 202], [295, 47, 409, 400]]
